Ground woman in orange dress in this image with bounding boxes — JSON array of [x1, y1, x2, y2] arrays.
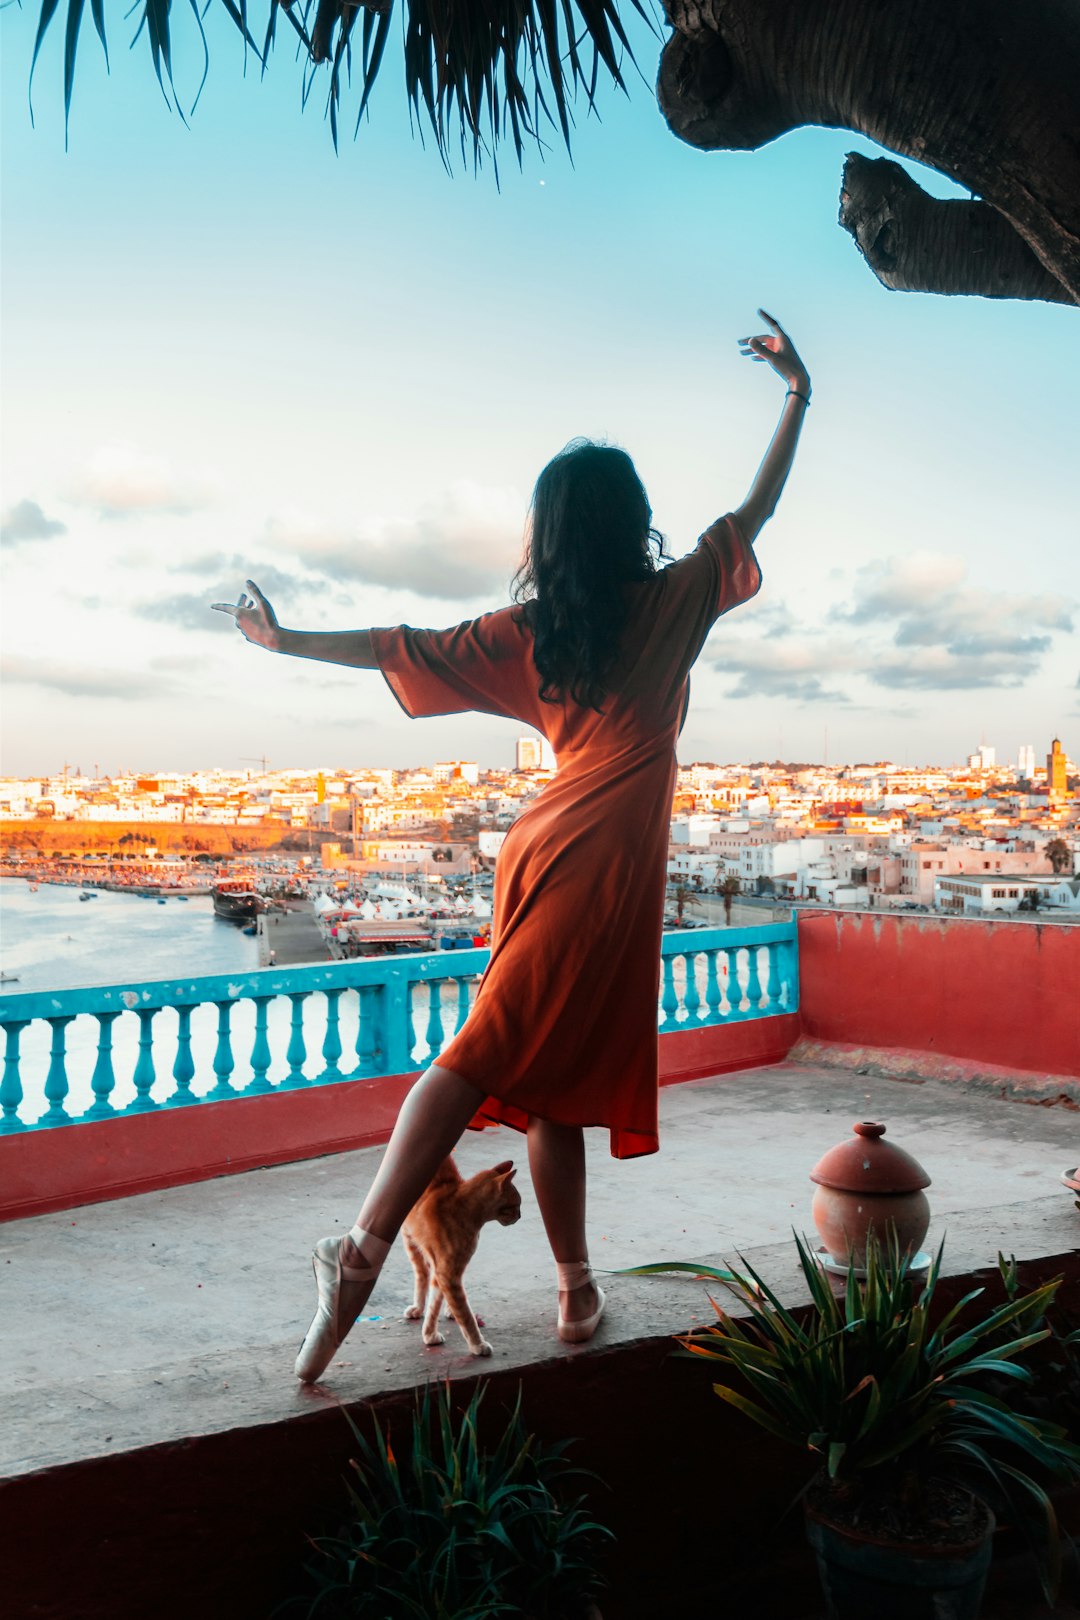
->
[[216, 312, 811, 1381]]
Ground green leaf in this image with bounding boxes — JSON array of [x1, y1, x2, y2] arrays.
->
[[710, 1381, 805, 1446]]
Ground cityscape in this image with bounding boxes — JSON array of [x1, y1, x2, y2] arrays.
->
[[2, 731, 1076, 925]]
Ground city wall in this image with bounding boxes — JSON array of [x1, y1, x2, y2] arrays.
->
[[0, 819, 333, 857]]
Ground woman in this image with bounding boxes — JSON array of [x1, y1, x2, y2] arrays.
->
[[215, 311, 811, 1382]]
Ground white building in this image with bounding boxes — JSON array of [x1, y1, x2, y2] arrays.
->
[[934, 873, 1080, 915], [433, 761, 480, 786], [1017, 744, 1036, 780]]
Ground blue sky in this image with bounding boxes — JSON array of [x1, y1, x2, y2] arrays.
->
[[2, 4, 1076, 775]]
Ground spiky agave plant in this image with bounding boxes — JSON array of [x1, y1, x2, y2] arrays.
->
[[676, 1231, 1080, 1604], [26, 0, 656, 159], [288, 1380, 611, 1619]]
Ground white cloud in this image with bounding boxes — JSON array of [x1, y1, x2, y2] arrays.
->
[[263, 480, 526, 601], [72, 443, 205, 517]]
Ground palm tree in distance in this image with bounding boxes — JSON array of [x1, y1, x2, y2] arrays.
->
[[719, 874, 740, 926], [23, 0, 1080, 306], [1045, 839, 1073, 876]]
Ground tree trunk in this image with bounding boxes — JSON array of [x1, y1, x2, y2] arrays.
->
[[657, 0, 1080, 306]]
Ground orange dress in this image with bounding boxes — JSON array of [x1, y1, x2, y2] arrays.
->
[[370, 515, 762, 1157]]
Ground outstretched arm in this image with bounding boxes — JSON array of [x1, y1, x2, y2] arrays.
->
[[732, 311, 811, 544], [211, 581, 378, 668]]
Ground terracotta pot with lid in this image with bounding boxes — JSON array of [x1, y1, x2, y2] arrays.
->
[[810, 1121, 931, 1268]]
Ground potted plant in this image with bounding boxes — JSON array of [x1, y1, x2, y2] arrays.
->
[[674, 1232, 1080, 1619], [285, 1381, 610, 1619]]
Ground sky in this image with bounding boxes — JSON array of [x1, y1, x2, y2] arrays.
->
[[2, 4, 1077, 777]]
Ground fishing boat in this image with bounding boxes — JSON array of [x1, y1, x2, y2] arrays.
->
[[212, 878, 263, 923]]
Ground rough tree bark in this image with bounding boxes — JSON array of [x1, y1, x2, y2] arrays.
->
[[657, 0, 1080, 306]]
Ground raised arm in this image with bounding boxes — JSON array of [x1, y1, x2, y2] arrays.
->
[[211, 581, 378, 668], [732, 311, 812, 544]]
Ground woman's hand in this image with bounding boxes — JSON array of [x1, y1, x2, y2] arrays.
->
[[211, 580, 281, 651], [738, 310, 811, 396]]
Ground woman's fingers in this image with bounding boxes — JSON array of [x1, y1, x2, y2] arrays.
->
[[245, 579, 272, 615]]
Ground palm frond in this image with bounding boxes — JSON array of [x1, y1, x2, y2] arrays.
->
[[27, 0, 657, 159]]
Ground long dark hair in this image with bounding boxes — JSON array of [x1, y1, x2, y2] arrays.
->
[[512, 440, 669, 709]]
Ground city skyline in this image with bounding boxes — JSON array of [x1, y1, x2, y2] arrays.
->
[[2, 8, 1076, 776]]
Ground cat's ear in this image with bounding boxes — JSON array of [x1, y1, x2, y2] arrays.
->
[[492, 1159, 514, 1174]]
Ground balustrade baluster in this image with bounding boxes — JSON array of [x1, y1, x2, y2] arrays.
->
[[130, 1009, 159, 1111], [321, 989, 344, 1082], [404, 980, 418, 1067], [86, 1011, 121, 1118], [455, 975, 471, 1034], [281, 992, 310, 1089], [660, 955, 680, 1031], [704, 951, 722, 1024], [0, 1020, 28, 1133], [745, 945, 763, 1013], [425, 980, 445, 1060], [683, 952, 701, 1022], [201, 1000, 238, 1101], [725, 948, 744, 1018], [763, 944, 780, 1012], [247, 996, 274, 1093], [355, 984, 382, 1076], [42, 1015, 76, 1126], [168, 1005, 197, 1107]]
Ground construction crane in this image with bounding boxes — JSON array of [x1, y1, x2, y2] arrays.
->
[[241, 756, 272, 773]]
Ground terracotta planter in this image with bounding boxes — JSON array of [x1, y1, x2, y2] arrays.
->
[[810, 1121, 931, 1268], [805, 1496, 993, 1620]]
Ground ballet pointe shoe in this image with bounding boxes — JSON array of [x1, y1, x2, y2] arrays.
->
[[556, 1260, 606, 1345], [295, 1226, 390, 1383]]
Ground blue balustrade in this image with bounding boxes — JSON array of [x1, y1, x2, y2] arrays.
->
[[0, 918, 797, 1132]]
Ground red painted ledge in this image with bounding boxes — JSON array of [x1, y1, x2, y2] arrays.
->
[[0, 1015, 801, 1223]]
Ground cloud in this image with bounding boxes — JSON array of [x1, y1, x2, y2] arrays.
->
[[710, 638, 853, 703], [263, 481, 525, 601], [1, 655, 174, 700], [135, 559, 322, 633], [1, 499, 67, 545], [845, 552, 968, 621], [875, 645, 1053, 691], [841, 553, 1073, 691], [72, 444, 203, 517]]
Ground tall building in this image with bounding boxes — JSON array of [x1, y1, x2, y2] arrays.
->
[[516, 734, 555, 772], [1047, 737, 1068, 801], [967, 744, 995, 771], [1017, 744, 1035, 781]]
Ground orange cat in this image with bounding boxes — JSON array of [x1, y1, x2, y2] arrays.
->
[[401, 1157, 521, 1357]]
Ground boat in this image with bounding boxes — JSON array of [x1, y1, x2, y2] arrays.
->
[[0, 972, 19, 984], [212, 879, 263, 923]]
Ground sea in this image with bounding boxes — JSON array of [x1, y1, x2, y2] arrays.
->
[[1, 878, 260, 1122]]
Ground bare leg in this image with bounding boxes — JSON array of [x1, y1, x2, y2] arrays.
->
[[335, 1063, 485, 1327], [527, 1116, 600, 1326]]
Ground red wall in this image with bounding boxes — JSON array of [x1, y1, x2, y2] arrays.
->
[[0, 1013, 800, 1223], [798, 911, 1080, 1078]]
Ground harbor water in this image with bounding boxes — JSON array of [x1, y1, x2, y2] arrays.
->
[[1, 879, 263, 1122]]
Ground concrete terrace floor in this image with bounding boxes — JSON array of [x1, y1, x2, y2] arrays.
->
[[3, 1058, 1079, 1484]]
